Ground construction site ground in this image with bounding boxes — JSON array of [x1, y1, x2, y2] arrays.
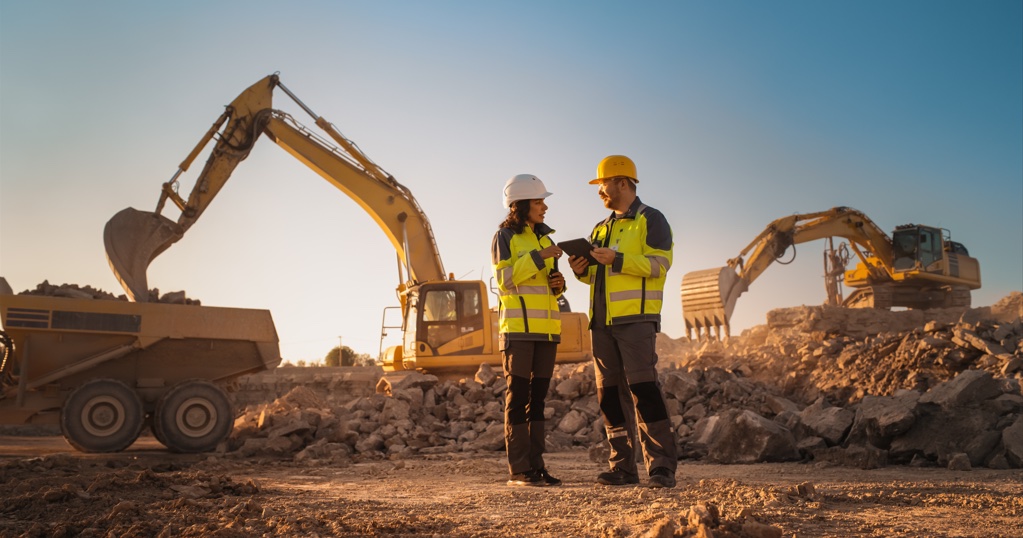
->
[[2, 433, 1021, 537]]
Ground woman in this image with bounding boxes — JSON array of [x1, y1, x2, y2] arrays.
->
[[490, 173, 566, 487]]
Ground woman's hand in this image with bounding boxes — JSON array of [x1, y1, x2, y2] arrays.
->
[[549, 271, 566, 294], [539, 245, 564, 260]]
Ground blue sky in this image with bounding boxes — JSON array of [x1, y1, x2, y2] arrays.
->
[[2, 1, 1021, 361]]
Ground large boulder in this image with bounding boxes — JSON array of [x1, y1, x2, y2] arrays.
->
[[799, 398, 855, 446], [919, 370, 1003, 409], [698, 409, 800, 463], [846, 393, 918, 448], [889, 407, 1001, 466]]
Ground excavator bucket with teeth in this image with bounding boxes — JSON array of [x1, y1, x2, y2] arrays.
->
[[103, 207, 183, 302], [680, 266, 748, 341]]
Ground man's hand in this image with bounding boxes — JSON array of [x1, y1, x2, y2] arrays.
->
[[568, 255, 590, 276], [591, 247, 616, 265]]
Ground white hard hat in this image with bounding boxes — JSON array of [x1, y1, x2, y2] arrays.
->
[[503, 174, 553, 208]]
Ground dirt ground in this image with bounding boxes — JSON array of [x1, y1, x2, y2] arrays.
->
[[2, 434, 1021, 538]]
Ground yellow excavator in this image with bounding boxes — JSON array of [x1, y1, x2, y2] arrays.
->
[[680, 206, 982, 340], [103, 74, 591, 373]]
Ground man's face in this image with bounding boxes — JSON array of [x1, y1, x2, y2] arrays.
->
[[598, 177, 627, 210]]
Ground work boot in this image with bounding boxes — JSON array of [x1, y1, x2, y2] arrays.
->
[[647, 467, 676, 489], [596, 467, 639, 486], [537, 468, 562, 486], [507, 469, 545, 487]]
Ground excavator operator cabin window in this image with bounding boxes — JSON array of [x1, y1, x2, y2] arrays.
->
[[460, 288, 484, 335], [918, 229, 941, 270], [423, 290, 457, 322], [423, 289, 458, 351], [892, 231, 918, 271]]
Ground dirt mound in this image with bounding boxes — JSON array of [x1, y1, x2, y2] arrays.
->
[[17, 280, 200, 304]]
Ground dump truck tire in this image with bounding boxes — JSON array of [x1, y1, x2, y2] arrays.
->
[[60, 379, 144, 453], [154, 380, 233, 453]]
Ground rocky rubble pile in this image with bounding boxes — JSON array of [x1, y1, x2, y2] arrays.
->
[[665, 294, 1023, 469], [229, 365, 583, 462], [16, 280, 199, 304], [666, 292, 1023, 405], [689, 369, 1022, 470], [227, 293, 1023, 471]]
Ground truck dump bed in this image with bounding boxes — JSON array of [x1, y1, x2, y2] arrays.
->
[[0, 278, 280, 452]]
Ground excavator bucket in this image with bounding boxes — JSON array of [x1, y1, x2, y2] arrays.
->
[[103, 207, 183, 302], [680, 267, 748, 341]]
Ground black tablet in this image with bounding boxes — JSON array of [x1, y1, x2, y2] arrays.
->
[[557, 238, 598, 264]]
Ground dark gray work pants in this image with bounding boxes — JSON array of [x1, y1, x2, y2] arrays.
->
[[592, 322, 677, 475], [502, 340, 556, 475]]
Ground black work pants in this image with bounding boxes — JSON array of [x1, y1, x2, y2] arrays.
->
[[502, 340, 556, 475], [592, 322, 677, 475]]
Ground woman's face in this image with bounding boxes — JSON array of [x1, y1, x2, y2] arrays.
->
[[526, 198, 548, 226]]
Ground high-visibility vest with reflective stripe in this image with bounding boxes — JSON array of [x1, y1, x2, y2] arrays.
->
[[578, 199, 672, 325], [491, 223, 562, 342]]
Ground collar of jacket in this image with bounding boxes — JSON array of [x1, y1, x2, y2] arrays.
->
[[532, 222, 556, 237], [601, 197, 644, 226]]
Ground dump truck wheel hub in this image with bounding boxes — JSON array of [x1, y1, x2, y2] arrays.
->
[[80, 395, 127, 437], [175, 397, 217, 438]]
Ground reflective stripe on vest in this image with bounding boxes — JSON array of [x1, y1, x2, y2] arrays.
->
[[491, 225, 562, 339], [590, 203, 672, 324]]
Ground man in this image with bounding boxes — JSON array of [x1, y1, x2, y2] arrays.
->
[[567, 155, 677, 488]]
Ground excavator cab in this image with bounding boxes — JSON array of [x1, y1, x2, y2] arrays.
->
[[891, 225, 944, 273], [396, 281, 492, 372]]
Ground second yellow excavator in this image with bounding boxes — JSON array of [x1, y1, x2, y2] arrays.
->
[[103, 74, 591, 373], [680, 206, 981, 340]]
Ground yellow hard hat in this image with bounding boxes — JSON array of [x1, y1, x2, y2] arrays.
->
[[590, 155, 638, 184]]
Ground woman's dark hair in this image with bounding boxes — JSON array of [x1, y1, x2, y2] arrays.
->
[[499, 199, 532, 233]]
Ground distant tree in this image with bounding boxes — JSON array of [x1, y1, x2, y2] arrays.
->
[[296, 359, 307, 367], [354, 352, 374, 366], [324, 345, 358, 367], [324, 347, 340, 367]]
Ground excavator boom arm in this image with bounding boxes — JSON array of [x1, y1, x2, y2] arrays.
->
[[681, 206, 895, 340], [736, 207, 894, 285], [104, 75, 446, 303], [263, 112, 446, 283]]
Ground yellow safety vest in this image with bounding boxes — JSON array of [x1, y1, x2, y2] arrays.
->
[[577, 199, 672, 325], [491, 223, 562, 344]]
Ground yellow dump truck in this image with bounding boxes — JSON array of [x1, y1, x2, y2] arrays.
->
[[0, 278, 280, 453]]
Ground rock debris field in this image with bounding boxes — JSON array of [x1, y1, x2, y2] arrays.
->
[[1, 284, 1022, 537]]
